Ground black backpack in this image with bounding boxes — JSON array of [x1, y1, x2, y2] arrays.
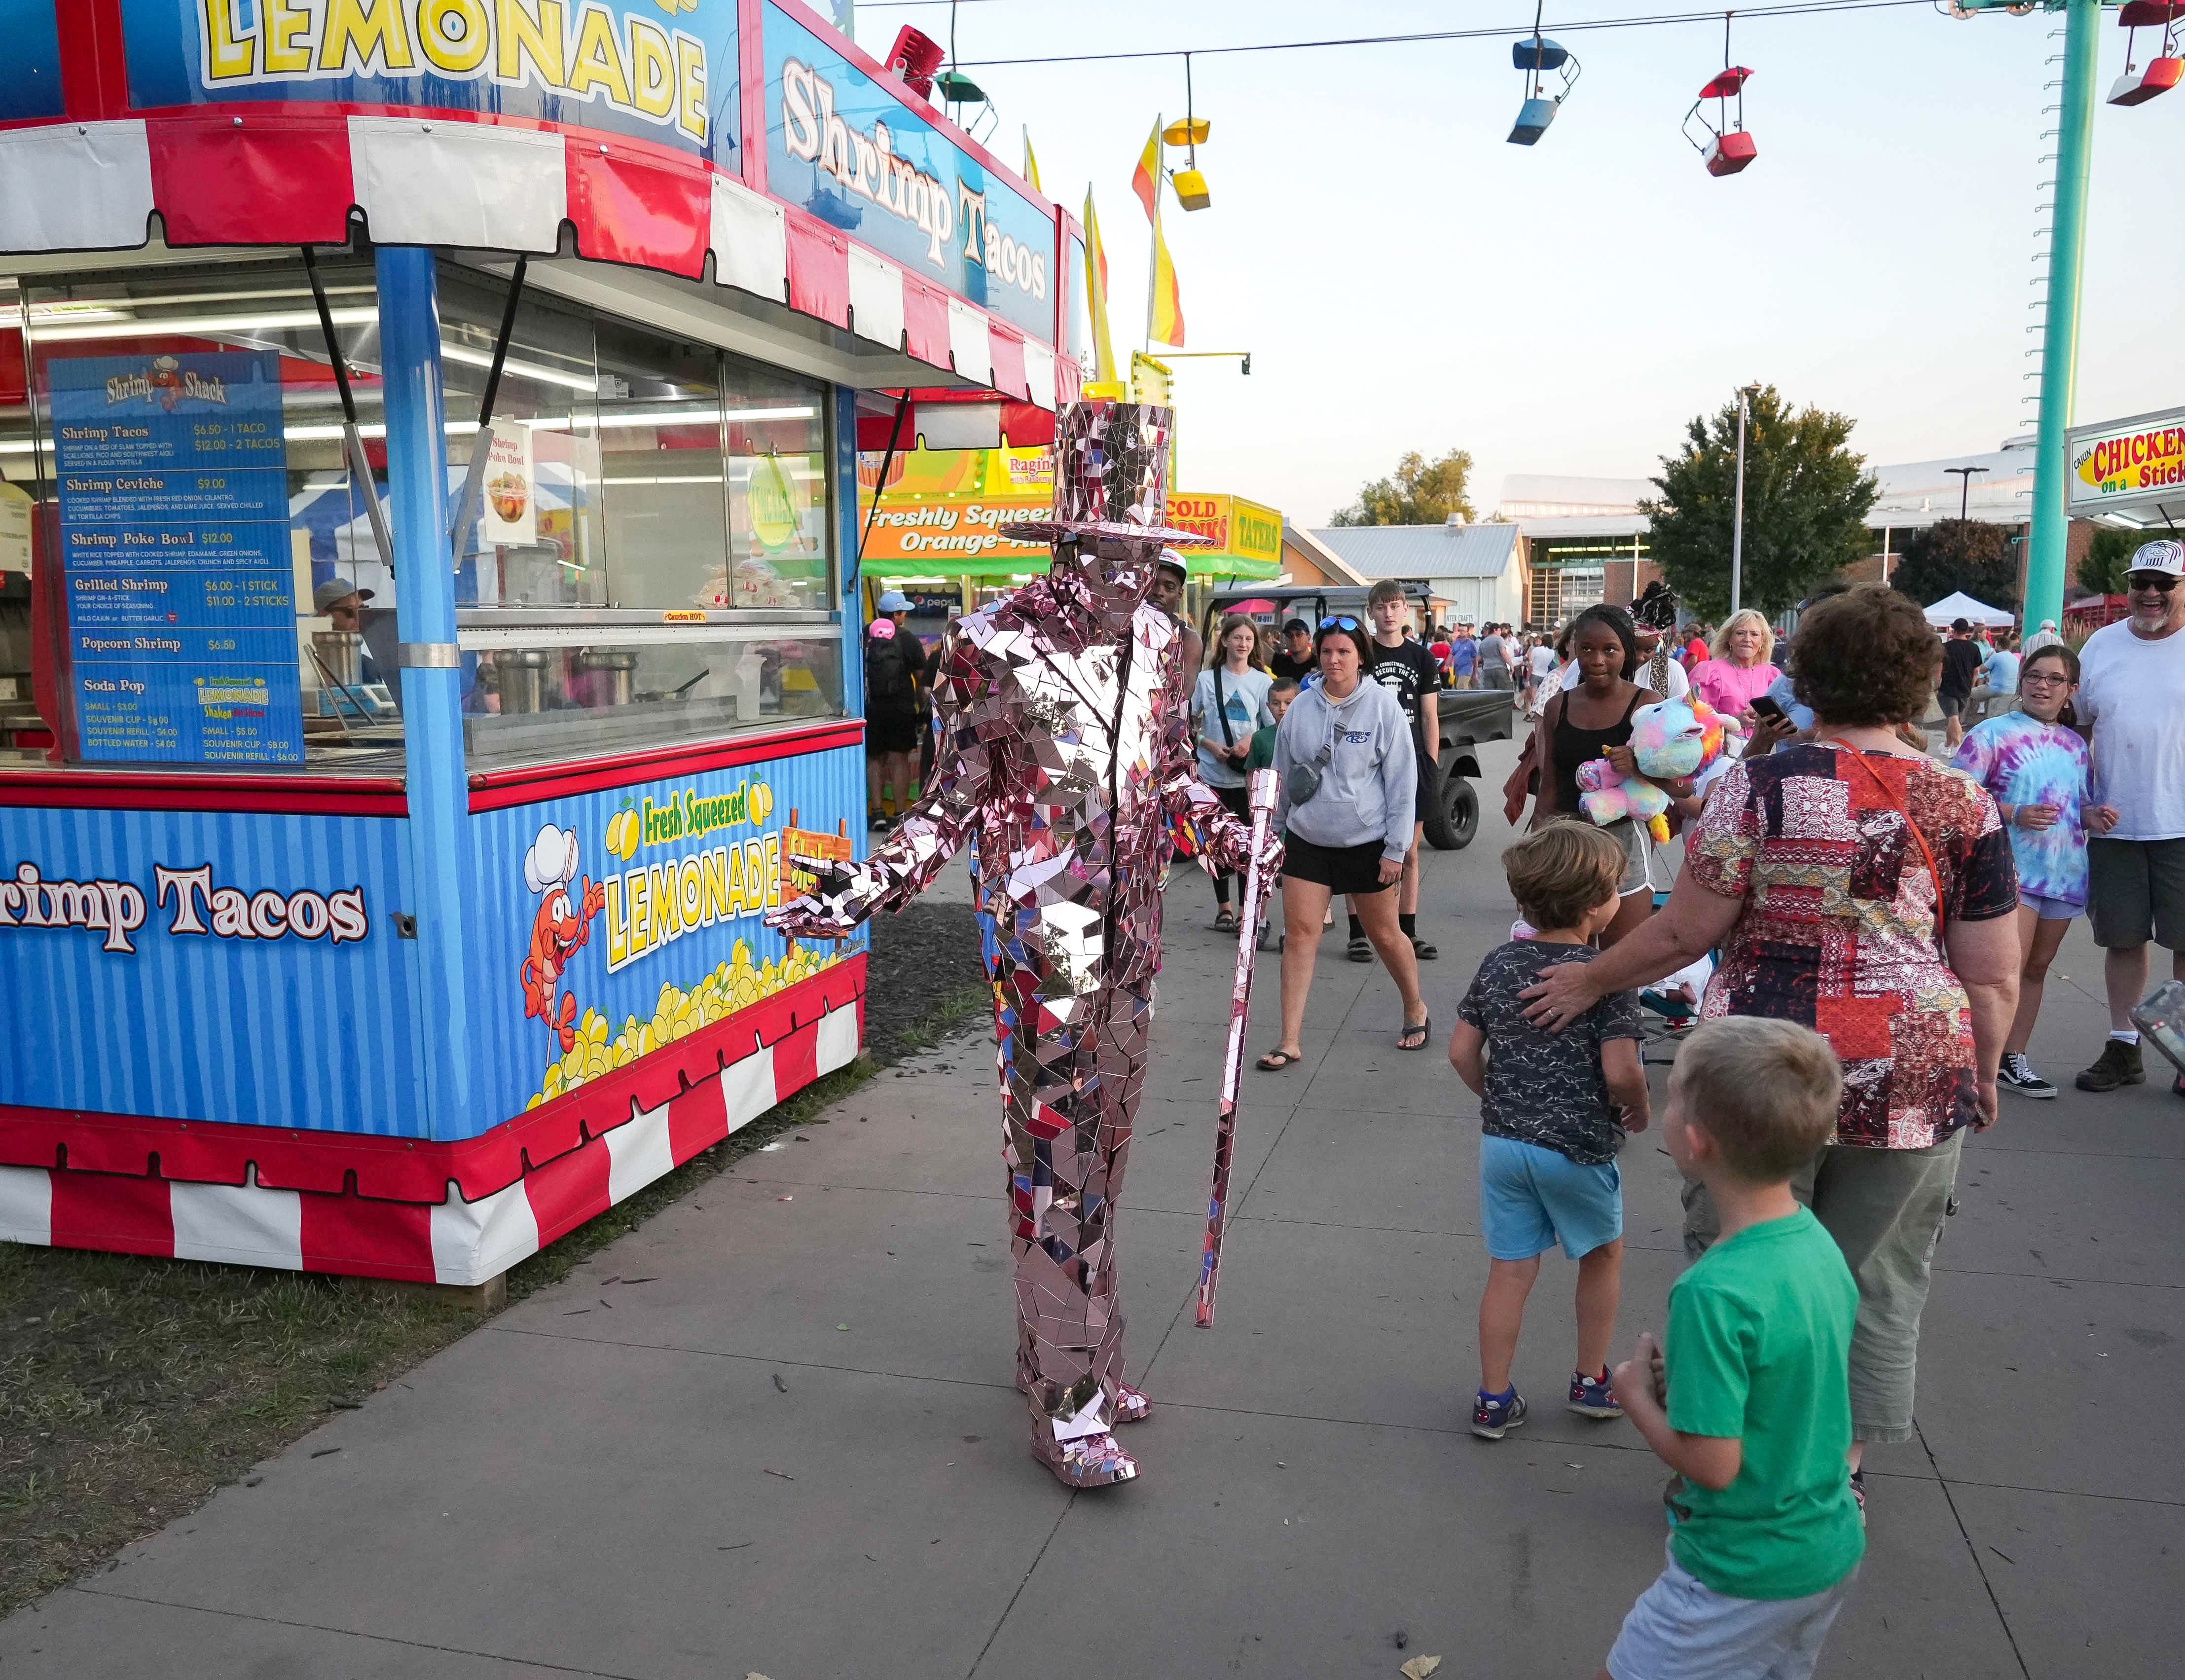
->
[[866, 634, 917, 712]]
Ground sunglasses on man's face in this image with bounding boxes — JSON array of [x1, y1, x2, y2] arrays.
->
[[2128, 573, 2178, 593]]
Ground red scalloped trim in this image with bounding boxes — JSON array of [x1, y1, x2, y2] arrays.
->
[[0, 954, 866, 1204]]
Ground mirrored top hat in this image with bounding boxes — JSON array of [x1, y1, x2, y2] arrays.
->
[[1001, 400, 1213, 548]]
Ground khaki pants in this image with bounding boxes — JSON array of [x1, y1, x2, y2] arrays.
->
[[1682, 1132, 1963, 1445]]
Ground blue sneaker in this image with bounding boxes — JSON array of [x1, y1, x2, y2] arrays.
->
[[1568, 1368, 1623, 1420], [1472, 1388, 1528, 1439]]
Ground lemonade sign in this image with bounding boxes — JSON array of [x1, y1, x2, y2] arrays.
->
[[521, 771, 845, 1110]]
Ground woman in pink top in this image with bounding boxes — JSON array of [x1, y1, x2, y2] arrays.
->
[[1688, 609, 1782, 720]]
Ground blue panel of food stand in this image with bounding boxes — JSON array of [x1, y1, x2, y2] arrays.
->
[[764, 4, 1056, 345], [459, 740, 867, 1135], [118, 0, 741, 168], [0, 806, 422, 1136]]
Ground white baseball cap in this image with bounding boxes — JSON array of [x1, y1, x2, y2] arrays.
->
[[2129, 539, 2184, 578]]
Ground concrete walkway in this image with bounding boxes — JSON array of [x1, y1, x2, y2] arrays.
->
[[4, 738, 2180, 1678]]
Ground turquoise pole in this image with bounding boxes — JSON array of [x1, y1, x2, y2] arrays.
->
[[2025, 0, 2101, 626]]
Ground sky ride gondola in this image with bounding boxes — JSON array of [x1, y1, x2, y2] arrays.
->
[[1508, 2, 1581, 145], [1684, 14, 1757, 176], [2110, 0, 2183, 106]]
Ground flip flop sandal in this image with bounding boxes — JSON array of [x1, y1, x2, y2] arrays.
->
[[1347, 936, 1374, 963], [1397, 1017, 1431, 1052], [1214, 907, 1239, 933], [1409, 934, 1439, 961], [1256, 1048, 1303, 1072]]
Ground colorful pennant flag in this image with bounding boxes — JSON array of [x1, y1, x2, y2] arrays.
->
[[1083, 189, 1119, 383], [1022, 127, 1042, 194], [1130, 118, 1162, 222], [1133, 119, 1185, 348]]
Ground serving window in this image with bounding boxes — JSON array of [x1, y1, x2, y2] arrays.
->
[[0, 251, 846, 783]]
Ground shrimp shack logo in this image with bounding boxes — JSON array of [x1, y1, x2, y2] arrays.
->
[[105, 355, 228, 411]]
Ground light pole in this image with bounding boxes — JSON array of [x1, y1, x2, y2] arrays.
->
[[1945, 464, 1989, 521], [1730, 383, 1759, 617]]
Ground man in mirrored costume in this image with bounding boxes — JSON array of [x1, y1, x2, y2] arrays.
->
[[768, 401, 1276, 1487]]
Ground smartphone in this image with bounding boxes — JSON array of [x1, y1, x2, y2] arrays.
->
[[1748, 694, 1786, 723]]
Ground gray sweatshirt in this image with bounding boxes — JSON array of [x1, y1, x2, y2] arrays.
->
[[1272, 679, 1417, 859]]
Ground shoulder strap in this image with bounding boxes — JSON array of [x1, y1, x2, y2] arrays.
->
[[1829, 745, 1948, 934], [1214, 665, 1236, 747]]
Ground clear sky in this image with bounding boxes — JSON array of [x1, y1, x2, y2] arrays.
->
[[845, 0, 2185, 525]]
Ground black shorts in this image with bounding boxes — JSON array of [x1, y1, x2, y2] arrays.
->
[[1282, 833, 1392, 896], [1415, 752, 1438, 823], [866, 710, 921, 756], [1937, 693, 1968, 720]]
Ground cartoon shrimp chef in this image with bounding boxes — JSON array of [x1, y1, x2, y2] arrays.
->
[[521, 823, 606, 1054]]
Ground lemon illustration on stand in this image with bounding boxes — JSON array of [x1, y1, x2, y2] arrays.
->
[[605, 804, 641, 862]]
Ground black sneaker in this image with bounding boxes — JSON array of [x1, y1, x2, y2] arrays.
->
[[2076, 1040, 2146, 1093], [1999, 1053, 2057, 1100], [1472, 1389, 1528, 1440]]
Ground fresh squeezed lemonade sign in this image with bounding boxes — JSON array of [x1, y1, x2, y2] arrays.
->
[[524, 774, 843, 1111], [146, 0, 723, 151]]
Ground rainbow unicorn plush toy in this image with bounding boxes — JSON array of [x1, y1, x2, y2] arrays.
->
[[1575, 697, 1729, 844]]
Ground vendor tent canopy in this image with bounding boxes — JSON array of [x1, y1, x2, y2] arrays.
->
[[1923, 591, 2015, 628]]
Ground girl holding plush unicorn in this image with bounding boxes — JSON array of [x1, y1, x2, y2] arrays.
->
[[1529, 605, 1674, 948]]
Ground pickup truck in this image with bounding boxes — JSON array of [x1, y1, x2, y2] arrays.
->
[[1200, 582, 1514, 850]]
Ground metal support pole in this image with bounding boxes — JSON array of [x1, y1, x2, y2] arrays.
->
[[1730, 389, 1749, 617], [2026, 0, 2101, 630], [376, 246, 473, 1139]]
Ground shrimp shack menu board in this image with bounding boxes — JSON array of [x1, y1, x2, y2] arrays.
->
[[51, 350, 304, 764]]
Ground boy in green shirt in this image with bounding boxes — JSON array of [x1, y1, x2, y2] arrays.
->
[[1598, 1017, 1864, 1680]]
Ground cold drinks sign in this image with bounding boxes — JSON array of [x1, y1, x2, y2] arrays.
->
[[51, 350, 305, 765]]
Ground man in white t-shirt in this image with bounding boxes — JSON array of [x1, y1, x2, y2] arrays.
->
[[2073, 539, 2185, 1096]]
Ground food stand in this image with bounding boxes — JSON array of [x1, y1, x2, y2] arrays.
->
[[0, 0, 1075, 1285]]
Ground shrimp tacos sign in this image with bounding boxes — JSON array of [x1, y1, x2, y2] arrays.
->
[[473, 745, 863, 1116]]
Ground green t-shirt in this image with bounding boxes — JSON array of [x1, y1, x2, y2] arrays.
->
[[1244, 721, 1280, 773], [1665, 1206, 1865, 1600]]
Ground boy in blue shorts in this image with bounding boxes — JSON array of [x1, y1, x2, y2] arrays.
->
[[1598, 1017, 1863, 1680], [1450, 822, 1649, 1439]]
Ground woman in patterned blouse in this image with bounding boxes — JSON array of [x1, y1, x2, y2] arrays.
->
[[1520, 585, 2021, 1507]]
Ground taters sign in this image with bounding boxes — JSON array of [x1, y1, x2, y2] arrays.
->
[[1167, 493, 1284, 573]]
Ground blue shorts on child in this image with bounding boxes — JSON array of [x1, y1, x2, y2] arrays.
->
[[1607, 1541, 1858, 1680], [1479, 1135, 1622, 1260]]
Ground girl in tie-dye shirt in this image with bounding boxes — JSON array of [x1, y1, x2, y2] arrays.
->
[[1951, 645, 2119, 1099]]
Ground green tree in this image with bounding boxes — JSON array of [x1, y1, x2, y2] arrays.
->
[[1638, 386, 1879, 617], [2077, 525, 2164, 595], [1329, 447, 1477, 526], [1891, 519, 2020, 611]]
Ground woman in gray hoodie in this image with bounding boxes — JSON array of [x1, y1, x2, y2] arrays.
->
[[1258, 620, 1430, 1068]]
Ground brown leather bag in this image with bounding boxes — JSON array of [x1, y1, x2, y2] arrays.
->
[[1503, 726, 1539, 826]]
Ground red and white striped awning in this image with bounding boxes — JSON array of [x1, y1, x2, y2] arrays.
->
[[0, 113, 1063, 410]]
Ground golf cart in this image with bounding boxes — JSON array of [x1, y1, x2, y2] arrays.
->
[[1201, 582, 1514, 851]]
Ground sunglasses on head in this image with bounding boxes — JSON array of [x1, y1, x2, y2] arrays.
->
[[1319, 615, 1361, 631], [2128, 573, 2178, 593]]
